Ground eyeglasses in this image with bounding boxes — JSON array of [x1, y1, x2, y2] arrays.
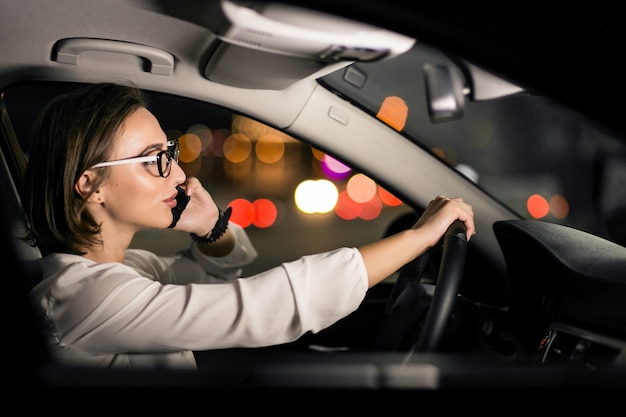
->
[[90, 140, 179, 178]]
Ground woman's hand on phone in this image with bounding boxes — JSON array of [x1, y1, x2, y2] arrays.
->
[[170, 177, 221, 236]]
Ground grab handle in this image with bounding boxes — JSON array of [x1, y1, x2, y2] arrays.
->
[[55, 38, 174, 75]]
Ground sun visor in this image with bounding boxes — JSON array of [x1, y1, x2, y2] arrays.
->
[[203, 0, 415, 89]]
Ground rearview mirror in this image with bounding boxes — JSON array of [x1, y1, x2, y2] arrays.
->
[[423, 63, 466, 123], [423, 61, 524, 123]]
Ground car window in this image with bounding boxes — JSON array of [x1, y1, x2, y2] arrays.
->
[[2, 81, 414, 277], [319, 44, 626, 246]]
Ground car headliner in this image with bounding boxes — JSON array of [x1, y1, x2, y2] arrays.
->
[[0, 0, 530, 273]]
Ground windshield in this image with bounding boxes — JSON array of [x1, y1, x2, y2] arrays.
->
[[319, 43, 626, 245]]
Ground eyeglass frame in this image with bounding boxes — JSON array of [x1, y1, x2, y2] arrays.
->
[[89, 140, 179, 178]]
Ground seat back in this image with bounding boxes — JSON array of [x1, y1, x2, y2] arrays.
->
[[1, 96, 51, 375], [0, 92, 42, 271]]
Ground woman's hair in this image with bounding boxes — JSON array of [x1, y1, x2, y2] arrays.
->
[[22, 82, 146, 256]]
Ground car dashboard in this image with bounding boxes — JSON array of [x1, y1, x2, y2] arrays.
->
[[493, 219, 626, 369]]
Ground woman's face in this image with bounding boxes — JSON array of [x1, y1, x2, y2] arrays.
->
[[96, 107, 186, 234]]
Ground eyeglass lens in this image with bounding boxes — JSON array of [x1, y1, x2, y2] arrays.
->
[[158, 151, 171, 178]]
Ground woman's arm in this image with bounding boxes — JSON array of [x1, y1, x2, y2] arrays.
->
[[359, 195, 475, 288]]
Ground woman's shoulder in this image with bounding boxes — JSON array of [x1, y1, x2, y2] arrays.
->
[[125, 248, 159, 263], [36, 252, 149, 287], [31, 252, 153, 305]]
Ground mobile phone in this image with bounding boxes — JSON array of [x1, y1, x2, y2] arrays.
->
[[168, 185, 190, 228]]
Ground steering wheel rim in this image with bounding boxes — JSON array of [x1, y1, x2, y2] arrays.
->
[[375, 220, 467, 353], [413, 220, 467, 353]]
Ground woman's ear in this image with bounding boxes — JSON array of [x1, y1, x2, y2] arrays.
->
[[75, 170, 103, 203]]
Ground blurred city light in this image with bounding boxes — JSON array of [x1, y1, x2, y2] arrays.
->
[[252, 198, 278, 228], [295, 179, 338, 214], [549, 194, 569, 219], [527, 194, 550, 219], [346, 173, 377, 203], [321, 154, 351, 180], [224, 133, 252, 163], [376, 96, 408, 131]]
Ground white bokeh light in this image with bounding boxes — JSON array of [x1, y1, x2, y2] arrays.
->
[[294, 179, 339, 214]]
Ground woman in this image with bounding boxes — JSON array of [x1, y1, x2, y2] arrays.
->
[[22, 82, 475, 369]]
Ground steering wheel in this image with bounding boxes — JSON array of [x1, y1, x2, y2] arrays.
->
[[375, 220, 468, 353]]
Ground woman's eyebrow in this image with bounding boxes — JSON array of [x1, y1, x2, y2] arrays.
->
[[137, 143, 167, 155]]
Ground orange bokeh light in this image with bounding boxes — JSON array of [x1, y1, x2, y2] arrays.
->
[[346, 173, 377, 203], [359, 195, 382, 220], [527, 194, 550, 219], [549, 194, 569, 219], [335, 190, 361, 220], [376, 96, 408, 131], [228, 198, 255, 227], [252, 198, 277, 228], [378, 187, 402, 206]]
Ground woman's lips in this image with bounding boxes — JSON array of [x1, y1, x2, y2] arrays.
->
[[164, 192, 178, 208]]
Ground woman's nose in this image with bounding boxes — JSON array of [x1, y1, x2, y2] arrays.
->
[[170, 160, 186, 183]]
